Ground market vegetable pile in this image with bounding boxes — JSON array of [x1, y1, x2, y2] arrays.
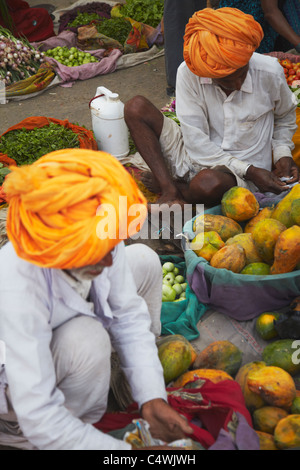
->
[[278, 57, 300, 107], [161, 262, 187, 302], [58, 2, 112, 32], [0, 26, 45, 86], [116, 0, 164, 28], [156, 329, 300, 449], [0, 123, 81, 165], [45, 46, 98, 67], [190, 185, 300, 275]]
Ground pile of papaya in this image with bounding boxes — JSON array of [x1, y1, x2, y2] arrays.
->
[[156, 334, 300, 450], [190, 184, 300, 275]]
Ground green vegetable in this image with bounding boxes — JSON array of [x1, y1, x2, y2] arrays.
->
[[0, 163, 10, 185], [45, 46, 98, 67], [96, 18, 132, 45], [67, 12, 100, 28], [118, 0, 164, 28], [0, 123, 80, 165]]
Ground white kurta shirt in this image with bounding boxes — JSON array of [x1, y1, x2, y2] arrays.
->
[[0, 241, 167, 450], [175, 52, 298, 180]]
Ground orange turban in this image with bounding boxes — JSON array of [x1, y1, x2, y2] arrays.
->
[[4, 149, 147, 269], [183, 7, 264, 78]]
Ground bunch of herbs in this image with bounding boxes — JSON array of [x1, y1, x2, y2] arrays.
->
[[0, 123, 81, 165]]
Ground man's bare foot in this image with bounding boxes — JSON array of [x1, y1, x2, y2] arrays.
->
[[140, 171, 161, 194]]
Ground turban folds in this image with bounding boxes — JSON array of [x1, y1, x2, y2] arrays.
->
[[183, 7, 264, 78], [4, 149, 147, 269]]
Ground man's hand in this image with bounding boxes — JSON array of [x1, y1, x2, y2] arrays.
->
[[245, 164, 293, 193], [272, 157, 300, 184], [140, 398, 193, 443]]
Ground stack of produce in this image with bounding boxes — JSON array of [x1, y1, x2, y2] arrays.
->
[[190, 185, 300, 275], [0, 123, 81, 166], [278, 57, 300, 107], [0, 26, 48, 87], [58, 2, 112, 33], [156, 333, 300, 450], [45, 46, 98, 67], [111, 0, 164, 28], [161, 261, 187, 302]]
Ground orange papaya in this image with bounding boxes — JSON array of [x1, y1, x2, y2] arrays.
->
[[190, 230, 225, 261], [252, 406, 289, 434], [274, 414, 300, 449], [172, 368, 233, 388], [157, 335, 193, 385], [247, 366, 296, 409], [192, 213, 243, 241], [192, 340, 242, 377], [221, 186, 259, 222], [271, 185, 300, 228], [255, 431, 278, 450], [252, 218, 286, 265], [225, 232, 262, 264], [255, 312, 281, 340], [235, 361, 267, 412], [291, 198, 300, 226], [210, 243, 246, 273], [270, 225, 300, 274], [244, 206, 275, 234]]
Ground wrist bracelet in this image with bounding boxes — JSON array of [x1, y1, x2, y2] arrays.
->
[[295, 42, 300, 53], [243, 164, 251, 180]]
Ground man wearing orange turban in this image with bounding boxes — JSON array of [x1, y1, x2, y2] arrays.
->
[[0, 149, 192, 450], [125, 7, 299, 208]]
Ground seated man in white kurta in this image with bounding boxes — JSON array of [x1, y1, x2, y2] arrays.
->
[[124, 7, 299, 208], [0, 148, 192, 450]]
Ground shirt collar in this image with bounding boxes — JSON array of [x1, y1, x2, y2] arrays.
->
[[199, 70, 253, 93]]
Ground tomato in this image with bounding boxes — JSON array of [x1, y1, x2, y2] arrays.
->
[[281, 59, 293, 69]]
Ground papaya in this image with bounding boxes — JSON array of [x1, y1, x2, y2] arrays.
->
[[221, 186, 259, 222], [192, 213, 243, 241], [252, 218, 286, 265], [255, 312, 281, 340], [255, 431, 278, 450], [157, 335, 193, 385], [210, 244, 246, 273], [172, 368, 233, 388], [291, 198, 300, 225], [225, 233, 262, 264], [244, 206, 275, 234], [271, 184, 300, 228], [252, 406, 289, 434], [291, 397, 300, 414], [270, 225, 300, 274], [192, 340, 242, 377], [241, 262, 271, 275], [274, 414, 300, 449], [262, 339, 300, 376], [156, 334, 197, 365], [247, 366, 297, 409], [190, 230, 225, 261], [235, 361, 267, 412]]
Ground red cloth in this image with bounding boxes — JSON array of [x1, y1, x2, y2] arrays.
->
[[94, 379, 253, 449], [0, 0, 55, 41]]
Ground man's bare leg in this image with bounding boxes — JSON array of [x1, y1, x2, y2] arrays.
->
[[124, 96, 186, 207], [177, 169, 237, 206]]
